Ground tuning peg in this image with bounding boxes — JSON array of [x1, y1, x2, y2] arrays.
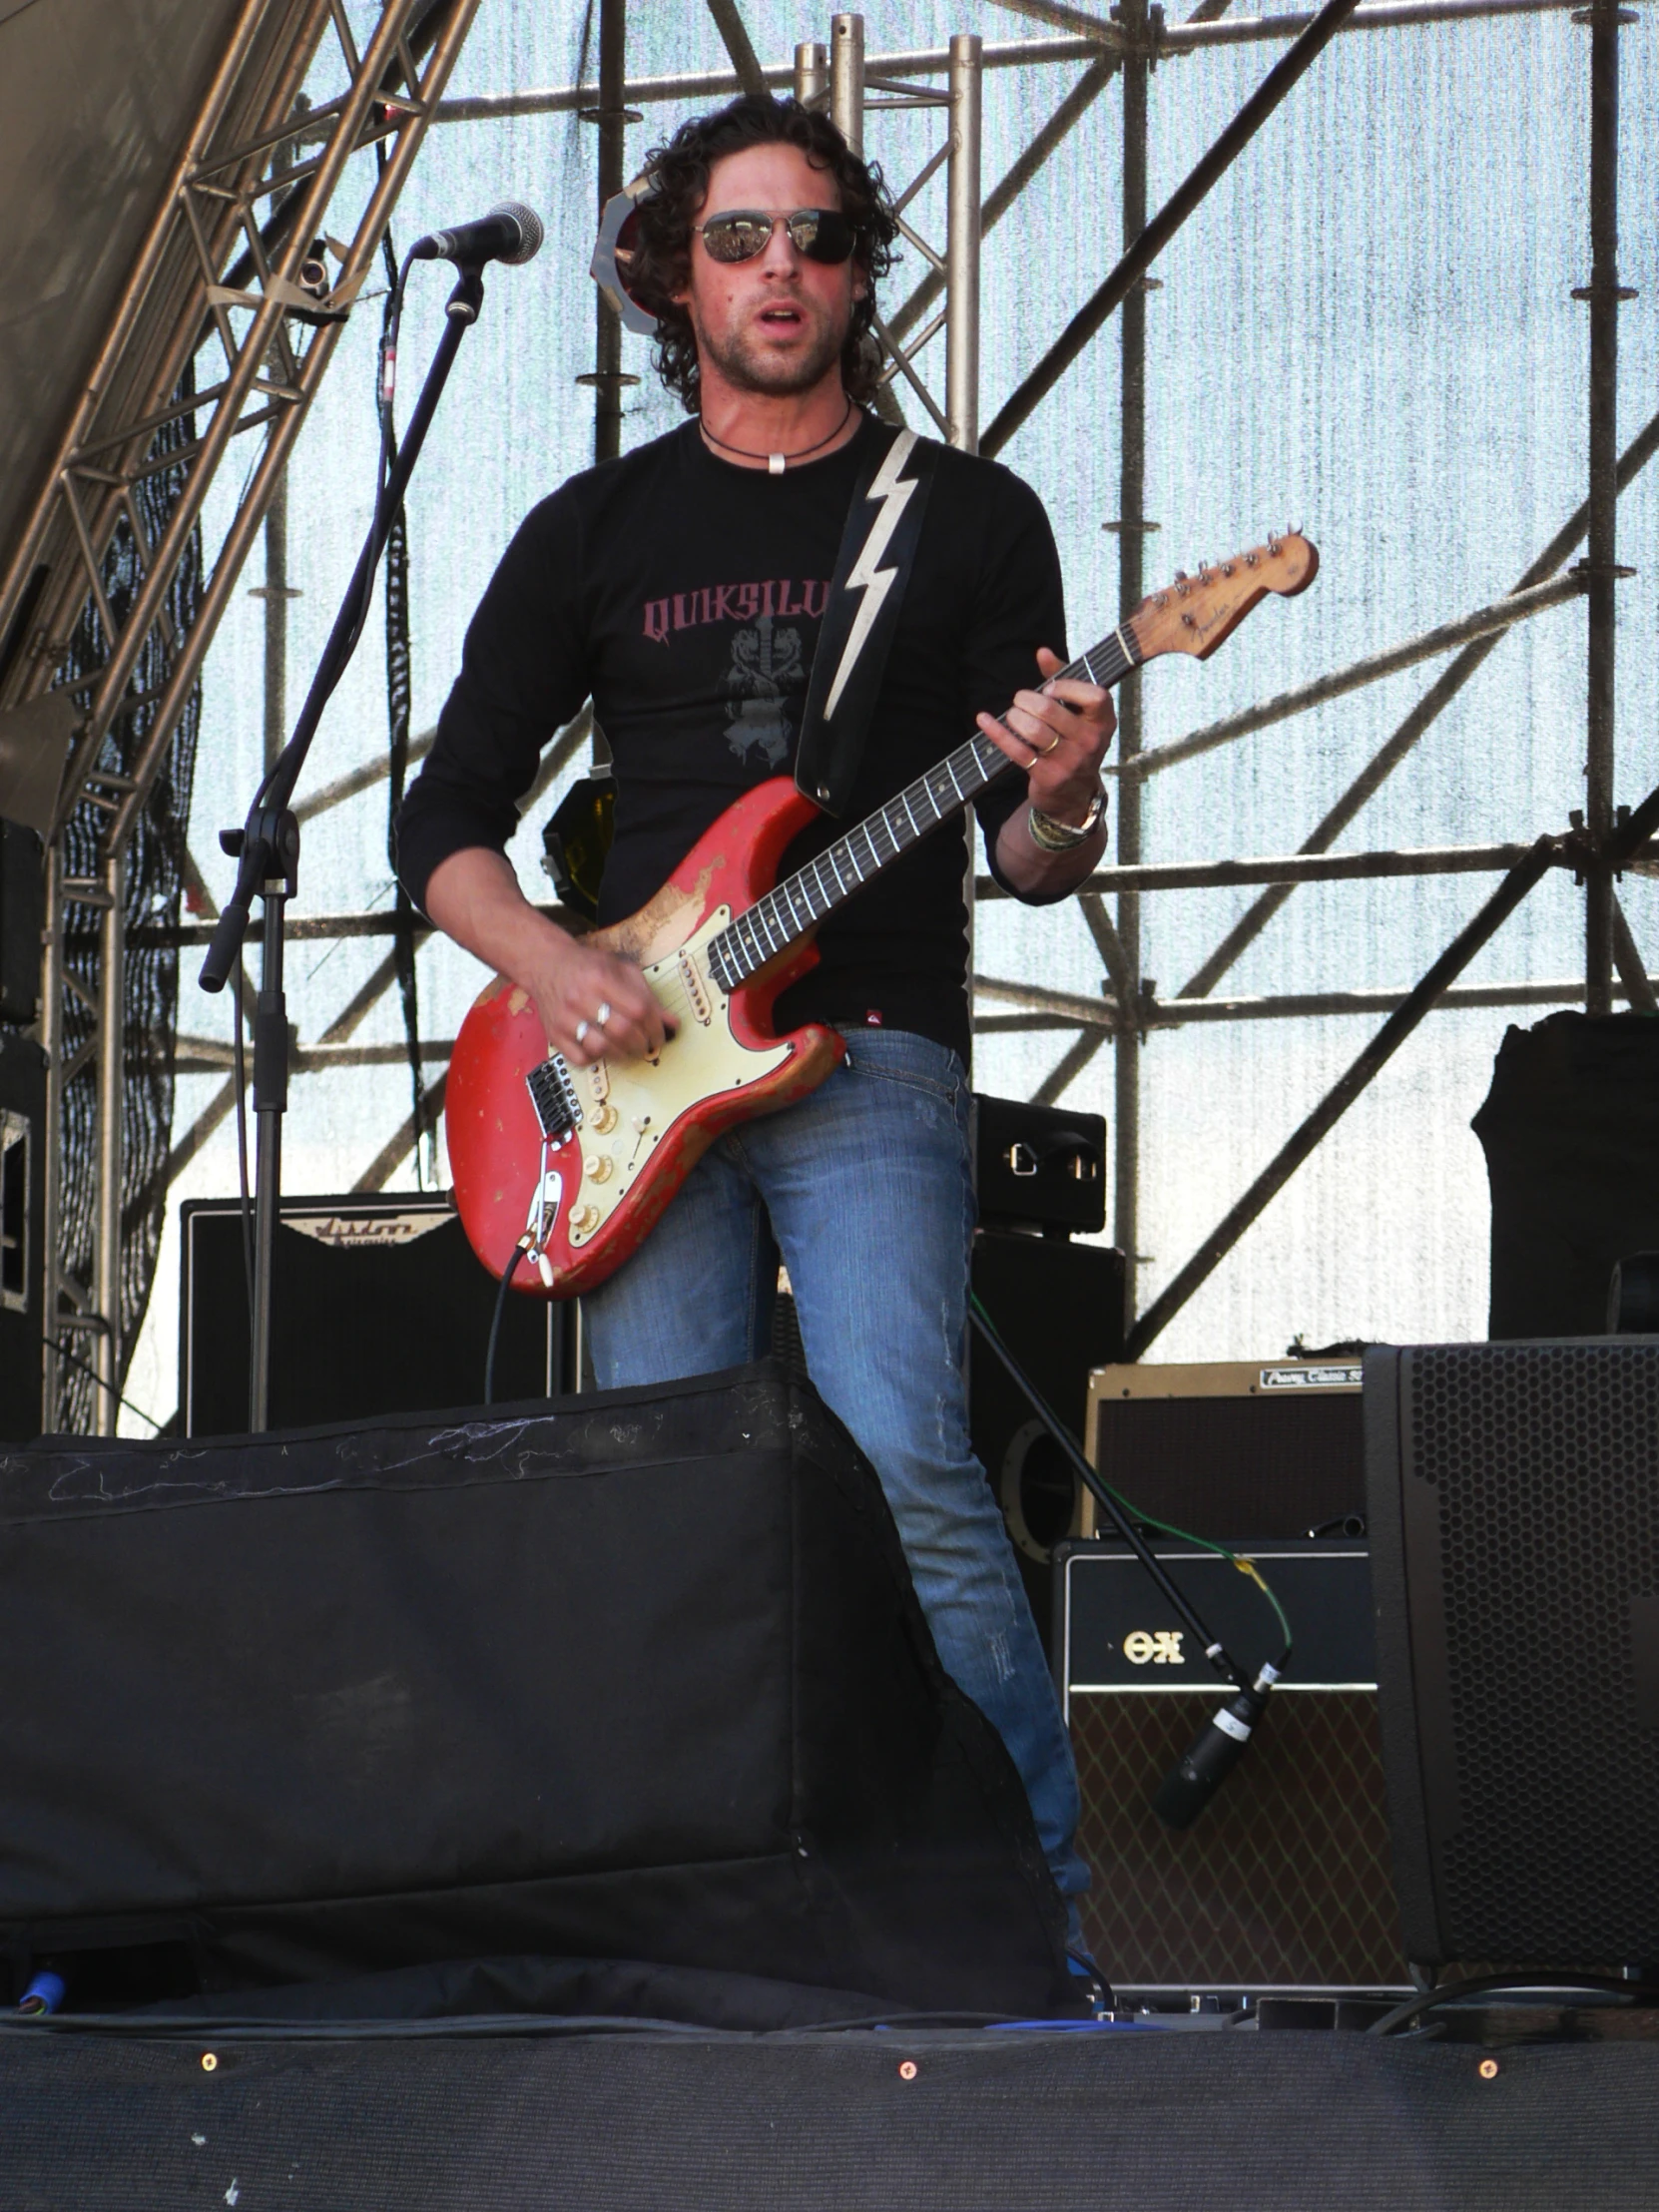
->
[[1174, 568, 1189, 581]]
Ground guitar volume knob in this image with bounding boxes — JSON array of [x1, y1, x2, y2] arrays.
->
[[571, 1203, 601, 1235], [591, 1102, 619, 1134], [584, 1154, 614, 1183]]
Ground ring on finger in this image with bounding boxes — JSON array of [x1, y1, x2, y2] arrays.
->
[[1038, 733, 1062, 756], [574, 1019, 591, 1047], [595, 1000, 612, 1028]]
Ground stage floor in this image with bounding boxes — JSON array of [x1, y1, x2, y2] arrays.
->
[[3, 2018, 1656, 2209]]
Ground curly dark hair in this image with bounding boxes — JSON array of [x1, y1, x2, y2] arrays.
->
[[625, 94, 897, 415]]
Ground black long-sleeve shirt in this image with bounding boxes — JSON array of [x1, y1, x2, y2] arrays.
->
[[395, 414, 1068, 1064]]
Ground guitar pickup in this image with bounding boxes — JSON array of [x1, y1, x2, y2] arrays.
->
[[678, 949, 713, 1026], [526, 1054, 583, 1142]]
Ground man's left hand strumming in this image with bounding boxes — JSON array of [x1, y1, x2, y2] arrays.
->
[[980, 644, 1114, 896]]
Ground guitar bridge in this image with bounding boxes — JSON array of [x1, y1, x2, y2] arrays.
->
[[526, 1053, 583, 1143]]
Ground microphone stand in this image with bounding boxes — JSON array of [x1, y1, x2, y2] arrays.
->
[[968, 1296, 1291, 1826], [200, 264, 487, 1430]]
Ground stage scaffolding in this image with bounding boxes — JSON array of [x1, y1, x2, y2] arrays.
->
[[2, 0, 1648, 1429]]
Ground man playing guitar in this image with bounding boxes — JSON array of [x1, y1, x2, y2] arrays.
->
[[397, 95, 1114, 1951]]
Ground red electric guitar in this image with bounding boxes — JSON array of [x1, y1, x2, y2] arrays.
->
[[446, 531, 1319, 1296]]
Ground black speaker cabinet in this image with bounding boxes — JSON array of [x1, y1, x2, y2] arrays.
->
[[969, 1229, 1125, 1650], [1366, 1340, 1659, 1971], [1060, 1537, 1408, 1991], [0, 1028, 46, 1441], [1084, 1357, 1367, 1545], [1472, 1013, 1659, 1338], [0, 1367, 1070, 2019], [180, 1193, 562, 1436], [970, 1094, 1106, 1237]]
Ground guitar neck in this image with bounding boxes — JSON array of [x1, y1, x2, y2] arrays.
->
[[707, 625, 1140, 991]]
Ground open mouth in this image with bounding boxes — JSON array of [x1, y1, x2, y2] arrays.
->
[[757, 303, 805, 331]]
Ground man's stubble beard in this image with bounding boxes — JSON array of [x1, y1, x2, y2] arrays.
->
[[691, 295, 848, 400]]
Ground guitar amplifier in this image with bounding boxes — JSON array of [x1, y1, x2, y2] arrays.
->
[[970, 1095, 1106, 1237], [1059, 1535, 1409, 1992], [1083, 1357, 1366, 1544], [181, 1193, 563, 1436]]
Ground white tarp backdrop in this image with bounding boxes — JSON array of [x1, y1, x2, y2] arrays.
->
[[127, 0, 1659, 1431]]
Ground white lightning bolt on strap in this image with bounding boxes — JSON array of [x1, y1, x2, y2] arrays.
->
[[823, 429, 920, 724]]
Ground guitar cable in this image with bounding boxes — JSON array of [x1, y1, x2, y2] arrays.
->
[[483, 1239, 531, 1406]]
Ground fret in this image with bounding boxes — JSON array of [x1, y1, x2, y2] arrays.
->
[[810, 854, 833, 912], [843, 837, 864, 884], [784, 878, 810, 933], [739, 914, 764, 970], [943, 755, 967, 805], [827, 846, 848, 895], [900, 791, 922, 840], [858, 821, 881, 877]]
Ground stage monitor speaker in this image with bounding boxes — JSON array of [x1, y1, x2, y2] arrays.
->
[[969, 1229, 1125, 1650], [1084, 1357, 1366, 1546], [0, 1027, 45, 1441], [0, 1364, 1070, 2019], [1366, 1340, 1659, 1971], [1059, 1534, 1407, 1990], [1472, 1011, 1659, 1338], [180, 1192, 562, 1435]]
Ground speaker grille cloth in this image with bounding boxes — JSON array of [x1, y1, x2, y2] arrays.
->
[[1408, 1344, 1659, 1961], [1072, 1691, 1407, 1986]]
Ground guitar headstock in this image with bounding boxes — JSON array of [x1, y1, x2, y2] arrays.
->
[[1129, 531, 1319, 665]]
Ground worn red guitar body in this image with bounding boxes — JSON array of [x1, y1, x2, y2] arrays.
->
[[446, 778, 844, 1298]]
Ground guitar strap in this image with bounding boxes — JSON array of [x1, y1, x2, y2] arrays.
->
[[794, 424, 942, 817]]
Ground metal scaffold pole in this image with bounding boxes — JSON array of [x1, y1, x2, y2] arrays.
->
[[1581, 0, 1627, 1013], [93, 851, 125, 1433], [1113, 0, 1150, 1333], [794, 38, 829, 104], [590, 0, 631, 465], [944, 34, 981, 455]]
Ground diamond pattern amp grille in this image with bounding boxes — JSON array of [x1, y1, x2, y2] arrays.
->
[[1071, 1690, 1408, 1987]]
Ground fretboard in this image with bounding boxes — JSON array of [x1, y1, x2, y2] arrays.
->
[[706, 625, 1139, 992]]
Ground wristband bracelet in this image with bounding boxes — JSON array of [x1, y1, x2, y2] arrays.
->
[[1027, 787, 1107, 851]]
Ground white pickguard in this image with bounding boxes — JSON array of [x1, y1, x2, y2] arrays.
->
[[563, 905, 794, 1248]]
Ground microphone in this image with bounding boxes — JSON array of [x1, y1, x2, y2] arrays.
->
[[1152, 1664, 1279, 1830], [409, 202, 545, 268]]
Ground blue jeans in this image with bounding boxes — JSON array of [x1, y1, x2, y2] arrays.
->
[[583, 1026, 1088, 1905]]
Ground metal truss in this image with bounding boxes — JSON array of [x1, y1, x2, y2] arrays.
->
[[45, 0, 1642, 1424], [1, 0, 481, 1430]]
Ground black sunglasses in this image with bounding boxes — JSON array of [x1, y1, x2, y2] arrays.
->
[[695, 207, 858, 267]]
